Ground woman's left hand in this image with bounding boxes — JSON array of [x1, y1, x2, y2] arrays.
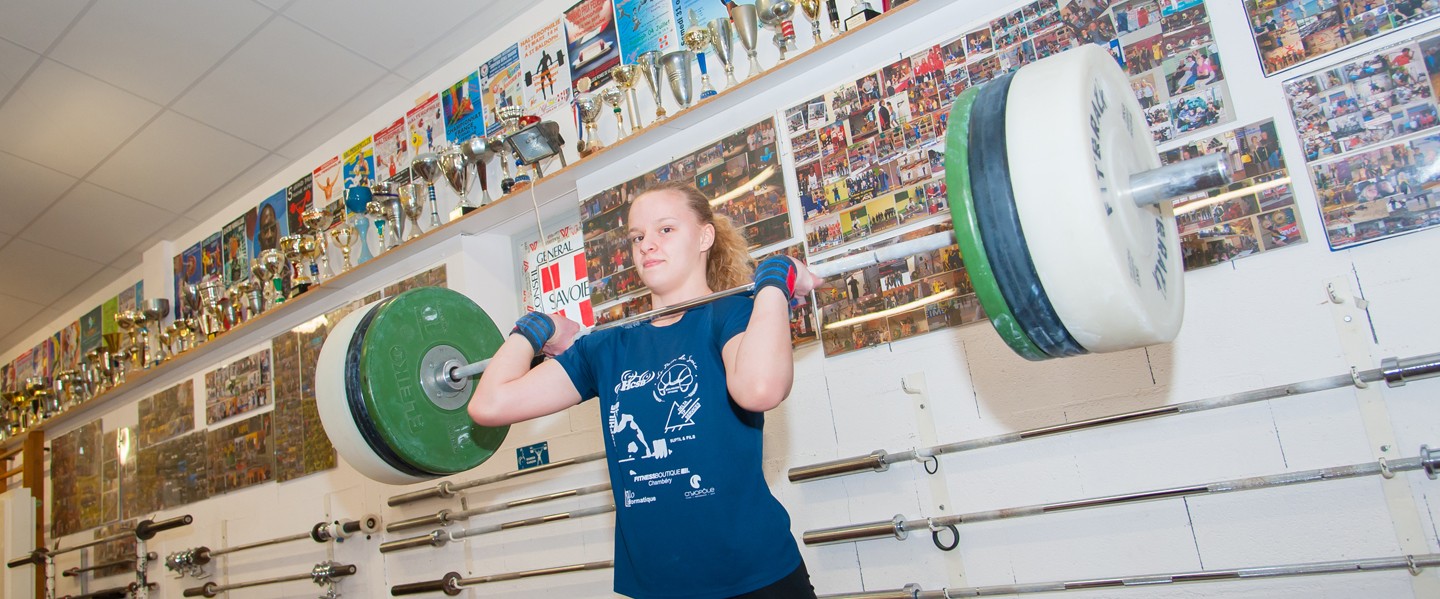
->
[[788, 258, 824, 297]]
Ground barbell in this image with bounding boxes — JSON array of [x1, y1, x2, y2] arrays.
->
[[316, 45, 1229, 485]]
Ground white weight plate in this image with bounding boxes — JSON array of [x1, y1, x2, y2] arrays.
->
[[1005, 45, 1183, 352], [314, 301, 431, 485]]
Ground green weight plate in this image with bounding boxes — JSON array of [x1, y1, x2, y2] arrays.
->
[[944, 85, 1048, 361], [358, 287, 508, 475]]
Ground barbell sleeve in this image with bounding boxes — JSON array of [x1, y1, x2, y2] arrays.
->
[[1129, 152, 1229, 207], [790, 352, 1440, 483], [182, 562, 356, 597], [443, 231, 960, 382], [391, 571, 463, 596], [804, 446, 1440, 546], [136, 514, 193, 540]]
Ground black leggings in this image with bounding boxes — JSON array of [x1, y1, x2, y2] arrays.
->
[[730, 562, 816, 599]]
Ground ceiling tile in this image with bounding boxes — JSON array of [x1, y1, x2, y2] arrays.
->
[[56, 266, 126, 316], [392, 3, 531, 81], [276, 73, 409, 159], [252, 0, 293, 11], [127, 216, 198, 264], [0, 231, 9, 245], [281, 0, 486, 71], [171, 18, 385, 150], [48, 0, 272, 105], [0, 238, 105, 305], [0, 0, 89, 53], [88, 110, 269, 213], [0, 59, 161, 177], [0, 36, 39, 100], [184, 154, 290, 225], [0, 151, 77, 234], [19, 182, 172, 264]]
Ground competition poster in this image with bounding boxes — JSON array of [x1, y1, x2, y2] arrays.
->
[[580, 118, 789, 324], [57, 321, 80, 371], [342, 136, 376, 191], [201, 232, 223, 284], [312, 155, 343, 208], [80, 305, 102, 353], [221, 213, 250, 287], [373, 117, 408, 182], [615, 0, 679, 64], [674, 0, 729, 35], [176, 245, 200, 318], [518, 223, 595, 326], [1161, 119, 1306, 268], [203, 348, 272, 425], [1245, 0, 1438, 76], [406, 93, 448, 157], [286, 174, 313, 235], [565, 0, 621, 88], [480, 44, 523, 136], [250, 189, 289, 260], [442, 70, 485, 144], [523, 18, 574, 117], [50, 421, 102, 537]]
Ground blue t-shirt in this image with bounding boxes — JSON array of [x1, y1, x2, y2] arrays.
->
[[554, 295, 801, 598]]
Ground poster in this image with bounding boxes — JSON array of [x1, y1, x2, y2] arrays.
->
[[580, 118, 789, 323], [443, 70, 485, 144], [1161, 119, 1306, 268], [201, 232, 223, 283], [522, 18, 574, 118], [80, 306, 102, 353], [519, 223, 595, 326], [1245, 0, 1439, 76], [287, 173, 314, 234], [312, 156, 343, 208], [480, 45, 523, 136], [407, 93, 448, 157], [342, 136, 376, 190], [203, 348, 272, 425], [251, 190, 289, 260], [57, 321, 80, 371], [565, 0, 621, 89], [222, 213, 250, 287], [373, 117, 409, 182], [1309, 132, 1440, 248], [674, 0, 730, 36], [814, 222, 981, 356], [1283, 37, 1439, 162], [138, 380, 195, 447], [615, 0, 679, 64], [208, 412, 273, 496]]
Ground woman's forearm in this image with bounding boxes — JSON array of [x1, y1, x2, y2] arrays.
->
[[729, 287, 797, 411]]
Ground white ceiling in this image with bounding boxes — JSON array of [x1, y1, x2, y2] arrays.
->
[[0, 0, 527, 352]]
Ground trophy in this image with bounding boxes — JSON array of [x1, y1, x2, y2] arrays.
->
[[610, 64, 644, 131], [197, 280, 227, 338], [102, 333, 125, 386], [682, 11, 718, 99], [301, 209, 333, 280], [142, 298, 169, 365], [709, 17, 739, 87], [24, 377, 52, 424], [343, 184, 376, 264], [638, 51, 669, 120], [757, 0, 797, 61], [369, 181, 405, 250], [127, 311, 151, 369], [846, 0, 880, 30], [437, 145, 475, 214], [330, 223, 357, 271], [233, 279, 263, 323], [799, 0, 823, 44], [494, 105, 526, 193], [730, 4, 764, 77], [366, 201, 390, 252], [400, 183, 426, 239], [827, 0, 841, 32], [258, 249, 287, 306], [575, 93, 603, 156], [280, 234, 308, 293], [457, 135, 497, 206], [410, 153, 446, 227], [55, 370, 85, 411], [116, 311, 141, 371], [600, 87, 627, 138], [660, 50, 696, 109]]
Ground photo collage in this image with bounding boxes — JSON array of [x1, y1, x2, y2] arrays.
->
[[100, 428, 136, 526], [203, 349, 272, 425], [137, 380, 195, 447], [1245, 0, 1437, 75], [50, 421, 102, 537], [1160, 119, 1307, 269], [580, 119, 789, 324], [812, 222, 984, 356], [1283, 36, 1440, 162], [1285, 31, 1440, 248], [208, 413, 274, 496]]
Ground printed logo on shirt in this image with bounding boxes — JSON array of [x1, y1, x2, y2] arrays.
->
[[623, 489, 656, 507], [606, 354, 701, 463], [684, 473, 715, 499], [614, 369, 656, 393]]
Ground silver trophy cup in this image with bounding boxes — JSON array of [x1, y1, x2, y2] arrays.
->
[[729, 3, 764, 77], [709, 18, 739, 87], [660, 50, 696, 109]]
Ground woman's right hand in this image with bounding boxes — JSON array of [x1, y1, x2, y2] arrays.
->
[[542, 315, 583, 357]]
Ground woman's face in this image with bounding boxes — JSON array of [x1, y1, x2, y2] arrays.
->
[[627, 190, 714, 294]]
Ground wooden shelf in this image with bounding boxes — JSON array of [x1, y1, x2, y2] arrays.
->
[[0, 0, 941, 450]]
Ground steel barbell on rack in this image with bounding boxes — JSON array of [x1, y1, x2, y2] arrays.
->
[[181, 561, 357, 598], [6, 515, 192, 569], [316, 45, 1230, 485], [165, 514, 380, 578]]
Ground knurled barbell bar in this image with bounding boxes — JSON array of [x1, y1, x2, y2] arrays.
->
[[316, 45, 1231, 486]]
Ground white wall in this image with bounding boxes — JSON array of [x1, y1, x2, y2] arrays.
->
[[16, 0, 1440, 597]]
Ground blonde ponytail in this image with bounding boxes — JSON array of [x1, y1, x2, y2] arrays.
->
[[634, 181, 754, 290]]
